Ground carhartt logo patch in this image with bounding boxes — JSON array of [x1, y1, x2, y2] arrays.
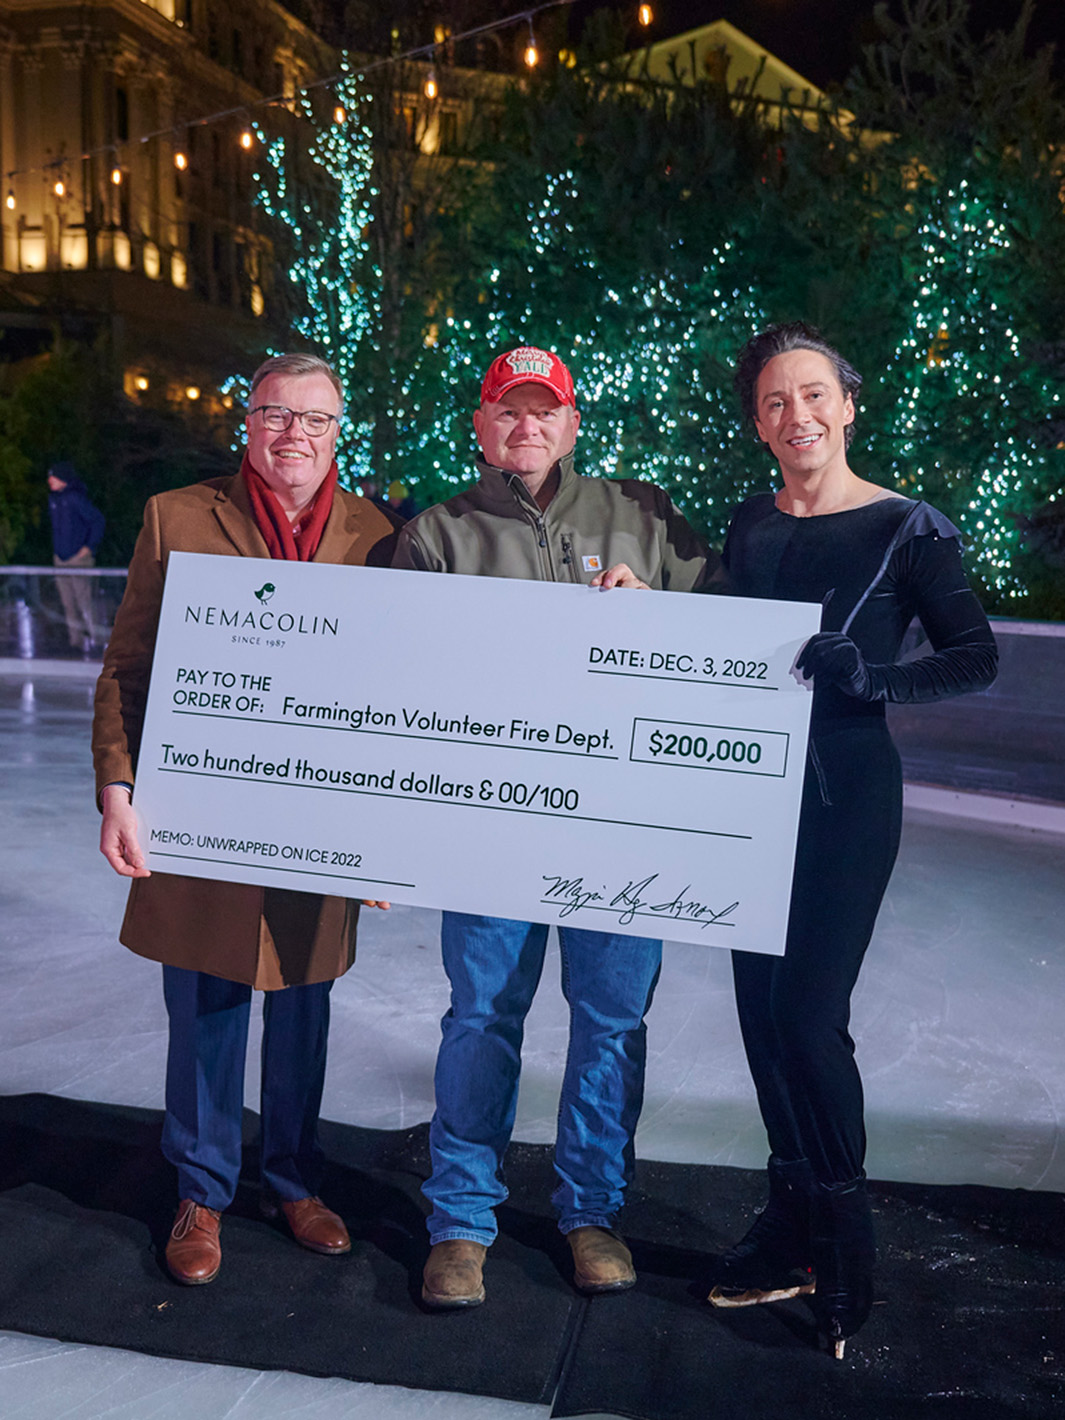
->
[[582, 555, 603, 572]]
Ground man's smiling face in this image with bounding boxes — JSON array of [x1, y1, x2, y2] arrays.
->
[[245, 371, 341, 513], [753, 349, 854, 481], [473, 383, 581, 487]]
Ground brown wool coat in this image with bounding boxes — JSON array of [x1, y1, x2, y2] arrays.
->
[[92, 472, 398, 989]]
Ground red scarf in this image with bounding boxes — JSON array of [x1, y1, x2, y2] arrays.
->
[[241, 451, 338, 561]]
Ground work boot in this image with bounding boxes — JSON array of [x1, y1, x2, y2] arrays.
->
[[567, 1227, 636, 1294], [422, 1239, 487, 1308]]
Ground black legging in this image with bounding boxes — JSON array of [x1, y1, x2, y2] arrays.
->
[[731, 720, 903, 1185]]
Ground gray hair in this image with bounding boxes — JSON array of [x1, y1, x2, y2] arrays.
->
[[249, 353, 345, 413], [734, 323, 862, 450]]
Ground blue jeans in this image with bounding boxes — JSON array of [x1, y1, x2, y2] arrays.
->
[[161, 965, 332, 1211], [424, 912, 662, 1246]]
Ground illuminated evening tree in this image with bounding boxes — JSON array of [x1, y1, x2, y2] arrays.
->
[[251, 62, 377, 481], [245, 0, 1064, 611], [251, 41, 504, 490], [843, 0, 1065, 610], [245, 9, 779, 518], [405, 48, 779, 534], [875, 182, 1064, 600], [447, 168, 771, 538]]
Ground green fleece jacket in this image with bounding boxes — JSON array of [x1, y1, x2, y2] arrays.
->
[[392, 453, 714, 589]]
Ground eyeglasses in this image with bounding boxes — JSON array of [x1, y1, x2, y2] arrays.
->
[[249, 405, 339, 436]]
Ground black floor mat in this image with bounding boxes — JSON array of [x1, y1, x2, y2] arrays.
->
[[554, 1158, 1065, 1420], [1, 1094, 1062, 1418], [0, 1093, 579, 1402]]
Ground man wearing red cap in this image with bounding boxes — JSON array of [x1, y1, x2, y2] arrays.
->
[[394, 345, 712, 1307]]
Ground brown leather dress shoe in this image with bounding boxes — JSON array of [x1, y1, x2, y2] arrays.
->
[[166, 1200, 222, 1285], [422, 1239, 487, 1308], [567, 1226, 636, 1293], [277, 1196, 351, 1254]]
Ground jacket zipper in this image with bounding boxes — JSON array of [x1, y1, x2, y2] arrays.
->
[[534, 513, 557, 579], [502, 469, 584, 582], [560, 534, 580, 583]]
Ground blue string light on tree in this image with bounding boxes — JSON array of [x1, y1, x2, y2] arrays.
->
[[251, 63, 377, 486], [877, 179, 1064, 599]]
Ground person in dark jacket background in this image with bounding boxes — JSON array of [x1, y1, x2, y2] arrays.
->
[[386, 480, 418, 521], [47, 461, 106, 650]]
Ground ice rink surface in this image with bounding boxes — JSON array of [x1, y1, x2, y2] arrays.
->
[[2, 670, 1063, 1419]]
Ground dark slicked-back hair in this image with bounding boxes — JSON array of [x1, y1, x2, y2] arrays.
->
[[734, 322, 862, 449]]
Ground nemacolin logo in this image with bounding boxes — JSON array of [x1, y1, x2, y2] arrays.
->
[[184, 604, 339, 636]]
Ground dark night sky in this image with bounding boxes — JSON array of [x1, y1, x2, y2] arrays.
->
[[578, 1, 1065, 87]]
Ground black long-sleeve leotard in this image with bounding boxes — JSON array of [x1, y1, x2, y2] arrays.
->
[[719, 493, 997, 1183], [722, 494, 997, 717]]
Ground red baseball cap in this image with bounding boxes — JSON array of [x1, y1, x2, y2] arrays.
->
[[480, 347, 576, 407]]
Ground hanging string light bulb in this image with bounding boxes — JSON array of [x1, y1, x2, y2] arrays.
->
[[53, 177, 65, 197], [5, 188, 15, 210], [525, 16, 542, 69], [2, 3, 648, 193]]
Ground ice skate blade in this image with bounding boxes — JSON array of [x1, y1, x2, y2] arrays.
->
[[707, 1279, 816, 1308]]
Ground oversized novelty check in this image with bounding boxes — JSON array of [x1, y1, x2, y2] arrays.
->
[[133, 553, 820, 954]]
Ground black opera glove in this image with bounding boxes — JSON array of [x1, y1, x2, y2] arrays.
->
[[795, 632, 874, 699]]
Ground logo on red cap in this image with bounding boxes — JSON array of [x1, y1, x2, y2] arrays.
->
[[480, 347, 576, 407]]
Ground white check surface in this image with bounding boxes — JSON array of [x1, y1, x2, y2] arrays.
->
[[134, 554, 819, 954]]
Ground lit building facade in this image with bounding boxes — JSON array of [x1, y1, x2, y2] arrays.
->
[[0, 7, 822, 413], [0, 0, 336, 401]]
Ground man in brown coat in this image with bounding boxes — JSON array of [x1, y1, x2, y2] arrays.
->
[[93, 353, 397, 1284]]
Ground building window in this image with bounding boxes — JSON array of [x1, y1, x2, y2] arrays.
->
[[398, 103, 420, 149], [213, 230, 232, 303], [207, 13, 222, 63], [115, 86, 130, 143], [438, 109, 458, 152]]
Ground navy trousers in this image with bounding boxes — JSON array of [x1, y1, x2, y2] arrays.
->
[[161, 965, 333, 1210]]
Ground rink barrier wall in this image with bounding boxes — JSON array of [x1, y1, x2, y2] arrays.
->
[[1, 565, 1062, 827]]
